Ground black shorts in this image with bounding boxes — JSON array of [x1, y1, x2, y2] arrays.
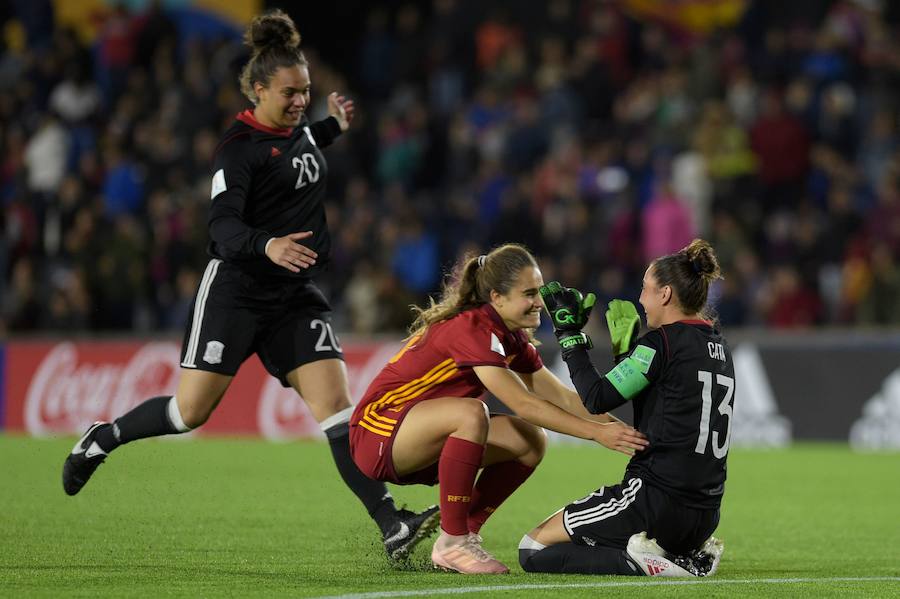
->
[[562, 477, 719, 555], [179, 259, 343, 385]]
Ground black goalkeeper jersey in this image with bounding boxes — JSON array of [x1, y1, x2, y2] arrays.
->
[[565, 320, 735, 509], [207, 110, 342, 280]]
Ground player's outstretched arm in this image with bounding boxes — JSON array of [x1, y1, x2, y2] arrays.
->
[[518, 367, 622, 424], [475, 366, 647, 456]]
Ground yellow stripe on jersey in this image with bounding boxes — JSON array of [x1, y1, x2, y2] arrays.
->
[[360, 411, 394, 432], [364, 408, 397, 425], [374, 360, 458, 411], [361, 358, 460, 436], [358, 419, 392, 437], [362, 406, 397, 429], [388, 334, 422, 363]]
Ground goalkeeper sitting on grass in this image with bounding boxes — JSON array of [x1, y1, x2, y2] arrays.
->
[[519, 239, 731, 577]]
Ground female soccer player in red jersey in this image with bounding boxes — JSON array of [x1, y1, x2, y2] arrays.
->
[[350, 244, 648, 574]]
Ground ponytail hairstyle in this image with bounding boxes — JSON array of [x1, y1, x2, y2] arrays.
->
[[650, 239, 723, 320], [409, 244, 538, 338], [239, 10, 307, 105]]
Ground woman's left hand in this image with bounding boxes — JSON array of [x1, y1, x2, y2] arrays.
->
[[328, 92, 355, 132], [593, 421, 649, 456]]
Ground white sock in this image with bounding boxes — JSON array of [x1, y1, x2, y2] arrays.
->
[[167, 396, 192, 432], [518, 534, 547, 552], [319, 406, 354, 432]]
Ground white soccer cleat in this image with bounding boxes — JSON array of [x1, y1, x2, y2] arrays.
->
[[626, 532, 694, 577]]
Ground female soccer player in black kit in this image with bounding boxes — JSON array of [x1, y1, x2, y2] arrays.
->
[[519, 239, 731, 577], [62, 10, 438, 559]]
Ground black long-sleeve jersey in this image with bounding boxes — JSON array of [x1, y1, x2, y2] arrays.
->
[[207, 110, 342, 280], [564, 321, 735, 509]]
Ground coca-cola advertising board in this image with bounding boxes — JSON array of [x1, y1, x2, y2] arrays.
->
[[3, 339, 402, 439]]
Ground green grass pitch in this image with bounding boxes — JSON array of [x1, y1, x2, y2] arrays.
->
[[2, 435, 898, 598]]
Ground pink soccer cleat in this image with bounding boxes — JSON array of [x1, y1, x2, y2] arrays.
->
[[431, 532, 510, 574]]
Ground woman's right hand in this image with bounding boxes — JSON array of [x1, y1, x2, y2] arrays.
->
[[590, 421, 649, 456], [265, 231, 318, 273]]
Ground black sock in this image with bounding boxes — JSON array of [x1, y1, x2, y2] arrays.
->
[[324, 421, 397, 536], [95, 396, 179, 452], [520, 543, 644, 575]]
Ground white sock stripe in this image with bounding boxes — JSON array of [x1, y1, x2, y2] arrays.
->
[[565, 478, 642, 529], [166, 396, 192, 432], [517, 534, 546, 552], [181, 259, 221, 368], [320, 406, 354, 431]]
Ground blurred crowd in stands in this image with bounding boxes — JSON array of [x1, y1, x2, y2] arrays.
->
[[2, 0, 900, 338]]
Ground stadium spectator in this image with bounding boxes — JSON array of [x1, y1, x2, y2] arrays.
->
[[520, 240, 728, 578], [856, 242, 900, 325], [749, 89, 811, 208], [3, 2, 900, 334], [350, 244, 648, 574], [60, 9, 438, 562], [641, 181, 696, 263]]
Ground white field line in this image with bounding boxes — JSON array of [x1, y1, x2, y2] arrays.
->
[[316, 576, 900, 599]]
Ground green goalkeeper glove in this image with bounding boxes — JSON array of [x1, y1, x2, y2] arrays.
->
[[539, 281, 596, 354], [605, 299, 641, 361]]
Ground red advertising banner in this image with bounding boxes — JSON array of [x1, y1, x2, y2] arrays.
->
[[3, 339, 402, 439]]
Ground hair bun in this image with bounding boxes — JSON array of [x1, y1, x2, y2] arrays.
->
[[684, 238, 722, 282], [690, 257, 703, 275], [246, 10, 300, 53]]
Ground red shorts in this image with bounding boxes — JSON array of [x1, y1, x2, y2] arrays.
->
[[349, 400, 439, 486]]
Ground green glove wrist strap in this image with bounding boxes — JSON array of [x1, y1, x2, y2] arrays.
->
[[558, 332, 592, 352]]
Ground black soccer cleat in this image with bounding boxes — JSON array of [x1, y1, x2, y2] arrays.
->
[[671, 552, 709, 576], [62, 421, 111, 496], [383, 505, 440, 560], [671, 535, 724, 577]]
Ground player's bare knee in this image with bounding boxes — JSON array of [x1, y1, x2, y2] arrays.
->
[[175, 392, 219, 429], [517, 423, 547, 467], [453, 398, 490, 441], [305, 392, 352, 419], [179, 403, 212, 429], [528, 425, 549, 465]]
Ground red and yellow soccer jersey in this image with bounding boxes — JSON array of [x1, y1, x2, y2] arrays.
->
[[351, 304, 543, 438]]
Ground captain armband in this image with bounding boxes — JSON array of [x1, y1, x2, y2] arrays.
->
[[604, 356, 650, 400]]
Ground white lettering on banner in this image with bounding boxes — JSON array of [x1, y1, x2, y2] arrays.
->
[[24, 342, 181, 436], [850, 369, 900, 450], [730, 344, 792, 447], [256, 342, 403, 441]]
